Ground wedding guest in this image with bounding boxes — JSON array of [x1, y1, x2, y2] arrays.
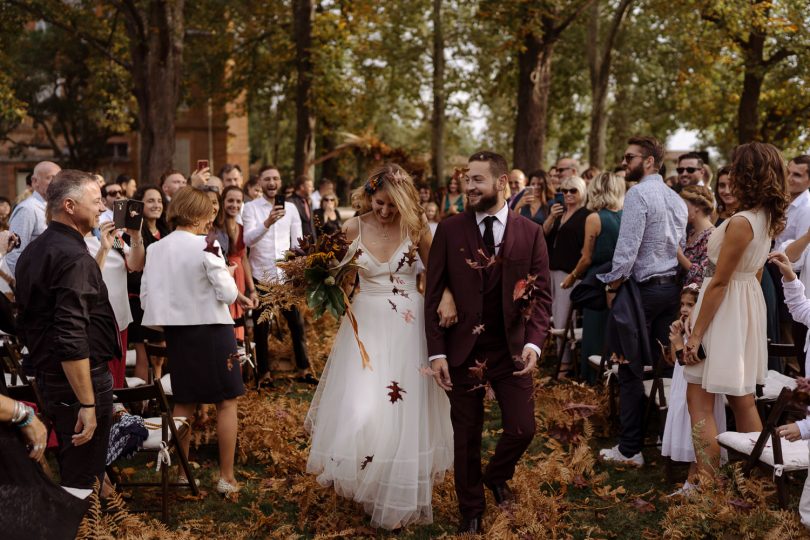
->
[[115, 174, 137, 198], [243, 176, 261, 202], [776, 154, 810, 247], [683, 142, 788, 478], [556, 157, 579, 181], [206, 175, 225, 194], [425, 202, 440, 236], [140, 187, 248, 495], [515, 169, 554, 225], [16, 169, 119, 496], [8, 160, 61, 276], [86, 217, 146, 388], [202, 187, 227, 251], [582, 165, 601, 184], [243, 165, 315, 387], [218, 185, 257, 341], [418, 183, 434, 208], [570, 172, 625, 381], [677, 185, 715, 287], [440, 174, 465, 218], [311, 178, 334, 210], [289, 175, 317, 241], [160, 169, 187, 201], [507, 169, 527, 209], [220, 164, 244, 188], [544, 176, 589, 372], [548, 166, 561, 191], [0, 196, 12, 230], [125, 185, 170, 382], [676, 152, 707, 189], [714, 166, 736, 225], [597, 136, 687, 467], [313, 191, 342, 235]]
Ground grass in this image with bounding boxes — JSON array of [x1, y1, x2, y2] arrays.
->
[[75, 319, 810, 539]]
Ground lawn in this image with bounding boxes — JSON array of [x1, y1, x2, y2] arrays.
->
[[77, 317, 810, 539]]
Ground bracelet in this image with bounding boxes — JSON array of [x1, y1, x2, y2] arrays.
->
[[130, 238, 144, 247], [16, 406, 35, 428], [11, 400, 24, 423], [79, 403, 96, 409]]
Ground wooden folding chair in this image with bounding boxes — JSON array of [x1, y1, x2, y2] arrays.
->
[[144, 342, 172, 397], [233, 316, 257, 388], [552, 306, 582, 379], [717, 387, 807, 508], [107, 380, 198, 522], [0, 340, 46, 412], [641, 341, 672, 449]]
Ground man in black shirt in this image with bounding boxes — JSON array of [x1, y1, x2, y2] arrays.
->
[[16, 169, 120, 493]]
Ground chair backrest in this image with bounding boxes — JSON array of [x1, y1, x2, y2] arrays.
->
[[144, 342, 169, 376], [0, 341, 46, 411], [747, 386, 793, 468]]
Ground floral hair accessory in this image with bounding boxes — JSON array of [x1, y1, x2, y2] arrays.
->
[[682, 283, 700, 293], [365, 174, 383, 195]]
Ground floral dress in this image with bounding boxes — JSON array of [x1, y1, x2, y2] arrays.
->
[[682, 226, 714, 287]]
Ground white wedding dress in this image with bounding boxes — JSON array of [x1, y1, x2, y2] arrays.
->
[[305, 225, 454, 530]]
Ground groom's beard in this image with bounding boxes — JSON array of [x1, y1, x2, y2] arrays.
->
[[467, 190, 499, 213]]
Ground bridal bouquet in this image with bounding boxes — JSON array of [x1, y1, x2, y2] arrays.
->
[[257, 229, 372, 368]]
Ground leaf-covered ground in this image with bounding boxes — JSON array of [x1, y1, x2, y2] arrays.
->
[[76, 316, 810, 539]]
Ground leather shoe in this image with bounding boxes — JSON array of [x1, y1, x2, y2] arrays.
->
[[457, 514, 483, 534], [485, 480, 514, 505]]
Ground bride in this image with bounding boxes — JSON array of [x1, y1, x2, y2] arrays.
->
[[305, 164, 454, 530]]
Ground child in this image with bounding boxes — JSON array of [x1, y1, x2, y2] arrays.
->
[[662, 284, 726, 495], [769, 251, 810, 528], [424, 202, 440, 236]]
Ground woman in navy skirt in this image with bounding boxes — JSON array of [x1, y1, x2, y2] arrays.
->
[[141, 187, 249, 495]]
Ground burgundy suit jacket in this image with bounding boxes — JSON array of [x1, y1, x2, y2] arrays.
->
[[424, 208, 552, 367]]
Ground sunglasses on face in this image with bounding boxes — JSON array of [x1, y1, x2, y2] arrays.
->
[[559, 188, 578, 195], [622, 153, 645, 162], [676, 167, 701, 174], [106, 190, 122, 197], [323, 197, 336, 202]]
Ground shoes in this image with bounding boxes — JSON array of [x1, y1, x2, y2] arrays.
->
[[667, 480, 697, 498], [295, 373, 319, 385], [457, 514, 483, 534], [484, 480, 515, 506], [598, 445, 644, 467], [176, 474, 200, 487], [216, 478, 240, 495]]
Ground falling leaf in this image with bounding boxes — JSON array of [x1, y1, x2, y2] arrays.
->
[[561, 402, 599, 419], [468, 359, 487, 380], [395, 244, 419, 273], [226, 352, 240, 371], [387, 381, 406, 403], [418, 365, 437, 377], [631, 498, 655, 513], [472, 324, 486, 335], [470, 381, 496, 401], [388, 299, 397, 312], [402, 309, 415, 324], [203, 229, 221, 257], [513, 278, 528, 301], [360, 455, 374, 470], [392, 287, 410, 298]]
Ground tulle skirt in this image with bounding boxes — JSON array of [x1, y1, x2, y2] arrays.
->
[[305, 290, 454, 530]]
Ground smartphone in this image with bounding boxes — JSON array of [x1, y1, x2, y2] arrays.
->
[[524, 186, 536, 196], [113, 199, 145, 230], [274, 194, 286, 208], [697, 343, 707, 361], [554, 192, 564, 206], [196, 159, 209, 171]]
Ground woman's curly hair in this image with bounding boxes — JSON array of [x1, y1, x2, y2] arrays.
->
[[729, 142, 788, 238]]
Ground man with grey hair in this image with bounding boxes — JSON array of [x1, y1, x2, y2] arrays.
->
[[16, 169, 119, 497], [555, 157, 579, 181], [7, 160, 61, 275]]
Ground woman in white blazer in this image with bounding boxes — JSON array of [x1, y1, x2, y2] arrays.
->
[[141, 187, 248, 496]]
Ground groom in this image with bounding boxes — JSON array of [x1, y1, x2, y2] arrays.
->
[[425, 151, 552, 533]]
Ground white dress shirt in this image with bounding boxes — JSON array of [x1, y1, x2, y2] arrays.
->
[[100, 208, 114, 225], [311, 190, 323, 211], [777, 190, 810, 248], [140, 230, 238, 329], [475, 201, 509, 254], [242, 197, 302, 283], [85, 235, 133, 331]]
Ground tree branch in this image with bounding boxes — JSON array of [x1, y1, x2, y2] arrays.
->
[[764, 47, 795, 69], [600, 0, 634, 69], [5, 0, 131, 70], [554, 0, 597, 36], [700, 7, 747, 49]]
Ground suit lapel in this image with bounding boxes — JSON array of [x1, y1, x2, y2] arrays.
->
[[463, 210, 484, 284]]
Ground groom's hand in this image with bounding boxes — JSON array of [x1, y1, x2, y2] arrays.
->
[[513, 347, 539, 377], [430, 357, 453, 391]]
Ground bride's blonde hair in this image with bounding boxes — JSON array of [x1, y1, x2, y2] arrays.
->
[[352, 163, 424, 242]]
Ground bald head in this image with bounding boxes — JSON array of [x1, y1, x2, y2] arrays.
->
[[508, 169, 526, 194], [32, 161, 61, 198]]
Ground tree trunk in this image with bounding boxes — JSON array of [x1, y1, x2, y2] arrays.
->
[[737, 32, 766, 144], [124, 1, 184, 183], [293, 0, 316, 180], [586, 0, 633, 168], [430, 0, 445, 184], [513, 34, 554, 172]]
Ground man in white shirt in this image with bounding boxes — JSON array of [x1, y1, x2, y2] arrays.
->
[[243, 165, 316, 386], [310, 178, 334, 211], [777, 155, 810, 248], [160, 169, 187, 201], [8, 160, 61, 276], [100, 182, 125, 224]]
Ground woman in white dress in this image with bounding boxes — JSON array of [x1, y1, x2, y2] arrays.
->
[[306, 164, 454, 530]]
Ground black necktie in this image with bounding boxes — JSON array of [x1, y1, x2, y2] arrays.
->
[[482, 216, 496, 255]]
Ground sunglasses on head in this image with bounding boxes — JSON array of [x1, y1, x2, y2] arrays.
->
[[559, 188, 578, 195], [676, 167, 701, 174]]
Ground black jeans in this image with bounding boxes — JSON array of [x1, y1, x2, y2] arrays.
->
[[252, 305, 310, 376], [617, 280, 679, 457], [37, 365, 114, 489]]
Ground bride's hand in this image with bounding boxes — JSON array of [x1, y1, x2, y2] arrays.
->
[[438, 287, 457, 327], [430, 357, 453, 391]]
